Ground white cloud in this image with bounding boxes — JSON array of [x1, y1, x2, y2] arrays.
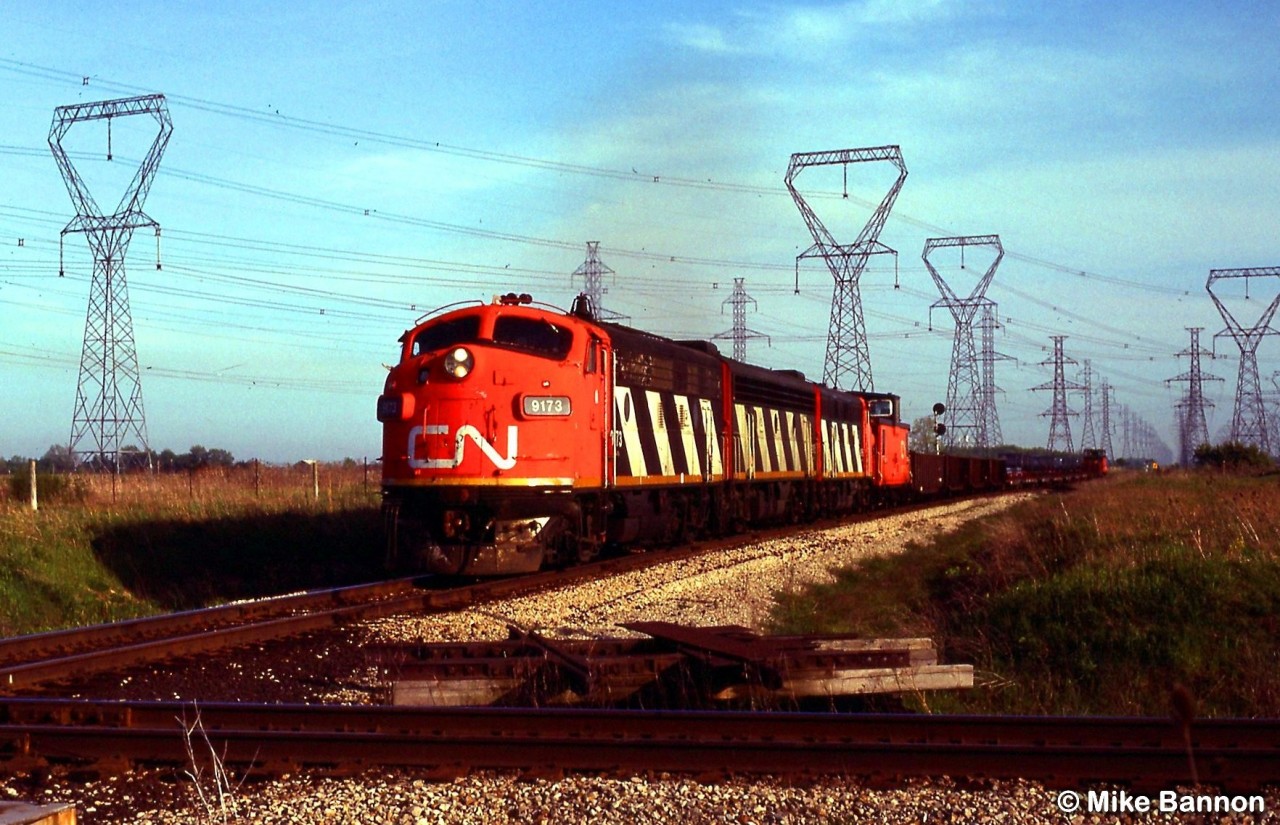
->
[[664, 22, 746, 55], [664, 0, 962, 57]]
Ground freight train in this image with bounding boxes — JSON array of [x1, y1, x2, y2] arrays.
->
[[377, 293, 1106, 575]]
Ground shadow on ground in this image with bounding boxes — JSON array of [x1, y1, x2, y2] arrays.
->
[[91, 507, 388, 610]]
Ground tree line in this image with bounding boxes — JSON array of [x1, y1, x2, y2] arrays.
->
[[4, 444, 239, 474]]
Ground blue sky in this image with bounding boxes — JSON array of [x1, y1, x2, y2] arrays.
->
[[2, 0, 1278, 462]]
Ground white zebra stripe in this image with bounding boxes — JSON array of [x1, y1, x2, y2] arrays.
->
[[673, 394, 701, 478], [700, 399, 723, 476], [734, 404, 749, 477], [613, 386, 647, 476], [797, 413, 814, 475], [819, 418, 866, 476], [824, 419, 834, 475], [645, 390, 676, 476], [771, 409, 787, 471], [827, 419, 850, 474], [778, 409, 788, 470], [753, 405, 772, 473]]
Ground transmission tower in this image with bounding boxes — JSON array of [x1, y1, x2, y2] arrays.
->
[[1078, 360, 1097, 450], [1120, 408, 1173, 466], [712, 278, 770, 362], [1120, 405, 1133, 459], [570, 241, 626, 321], [923, 235, 1003, 449], [978, 303, 1010, 446], [1166, 327, 1223, 465], [785, 146, 907, 391], [1031, 336, 1083, 452], [1206, 267, 1280, 452], [1269, 371, 1280, 455], [49, 94, 172, 470], [1100, 380, 1115, 459]]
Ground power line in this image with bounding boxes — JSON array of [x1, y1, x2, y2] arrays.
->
[[0, 58, 1215, 301]]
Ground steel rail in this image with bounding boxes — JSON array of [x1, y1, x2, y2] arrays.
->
[[0, 493, 1022, 693], [0, 577, 423, 665], [0, 576, 432, 688], [0, 536, 725, 691], [2, 699, 1277, 791]]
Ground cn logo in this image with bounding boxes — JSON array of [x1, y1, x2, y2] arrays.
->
[[407, 424, 519, 470]]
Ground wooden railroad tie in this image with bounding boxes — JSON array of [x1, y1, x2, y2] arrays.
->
[[376, 622, 973, 708]]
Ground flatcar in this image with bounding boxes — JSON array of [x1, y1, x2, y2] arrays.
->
[[377, 293, 1101, 575]]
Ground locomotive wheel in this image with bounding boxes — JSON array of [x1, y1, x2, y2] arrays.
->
[[386, 510, 453, 573], [575, 533, 597, 564]]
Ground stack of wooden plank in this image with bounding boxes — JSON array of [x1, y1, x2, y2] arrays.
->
[[377, 622, 972, 708]]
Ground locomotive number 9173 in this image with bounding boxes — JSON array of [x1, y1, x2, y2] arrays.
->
[[521, 395, 572, 417]]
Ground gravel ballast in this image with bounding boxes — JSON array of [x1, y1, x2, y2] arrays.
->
[[19, 493, 1266, 824]]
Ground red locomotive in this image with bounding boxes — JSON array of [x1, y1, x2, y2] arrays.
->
[[377, 293, 1097, 575]]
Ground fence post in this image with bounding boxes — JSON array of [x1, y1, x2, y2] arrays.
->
[[28, 459, 37, 512], [307, 460, 319, 502], [254, 458, 261, 498]]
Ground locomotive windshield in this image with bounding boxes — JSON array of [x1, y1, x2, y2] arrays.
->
[[493, 316, 573, 360], [412, 315, 481, 358], [407, 313, 573, 362]]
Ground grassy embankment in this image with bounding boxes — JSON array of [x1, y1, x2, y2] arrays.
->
[[0, 465, 385, 637], [772, 470, 1280, 717]]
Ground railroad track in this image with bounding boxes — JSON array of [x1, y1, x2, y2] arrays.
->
[[0, 496, 977, 694], [2, 698, 1277, 792], [0, 575, 433, 691], [0, 538, 741, 692], [6, 491, 1277, 801]]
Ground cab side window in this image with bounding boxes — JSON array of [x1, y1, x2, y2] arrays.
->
[[586, 338, 601, 374]]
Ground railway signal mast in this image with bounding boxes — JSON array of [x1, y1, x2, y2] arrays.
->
[[923, 234, 1003, 449], [1206, 267, 1280, 453], [49, 94, 172, 470], [1032, 336, 1083, 452], [786, 146, 907, 391], [712, 277, 769, 362]]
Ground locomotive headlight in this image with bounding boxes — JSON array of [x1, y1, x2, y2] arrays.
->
[[443, 346, 474, 379]]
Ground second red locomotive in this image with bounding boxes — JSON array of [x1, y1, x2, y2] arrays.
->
[[378, 293, 917, 575]]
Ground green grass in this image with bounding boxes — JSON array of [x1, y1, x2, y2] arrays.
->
[[0, 510, 151, 634], [0, 465, 386, 637], [771, 470, 1280, 717]]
